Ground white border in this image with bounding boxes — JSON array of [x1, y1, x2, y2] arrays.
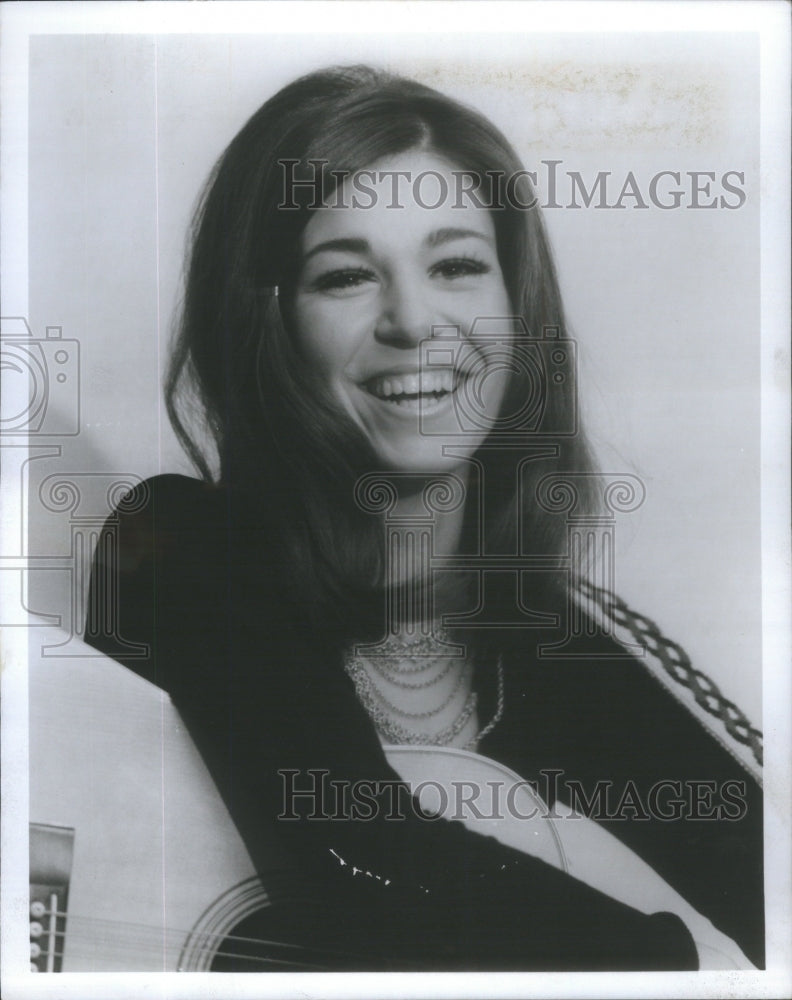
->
[[1, 3, 790, 999]]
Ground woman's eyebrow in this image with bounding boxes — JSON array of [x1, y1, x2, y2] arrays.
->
[[301, 227, 493, 263], [302, 237, 370, 262], [425, 227, 494, 249]]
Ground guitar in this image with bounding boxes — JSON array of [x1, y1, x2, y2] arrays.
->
[[28, 633, 751, 971]]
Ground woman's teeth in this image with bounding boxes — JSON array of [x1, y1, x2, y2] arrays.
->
[[366, 370, 458, 406]]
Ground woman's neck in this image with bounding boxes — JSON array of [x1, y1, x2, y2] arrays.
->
[[382, 468, 470, 627]]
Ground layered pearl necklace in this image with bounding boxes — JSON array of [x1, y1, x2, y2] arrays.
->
[[343, 627, 504, 750]]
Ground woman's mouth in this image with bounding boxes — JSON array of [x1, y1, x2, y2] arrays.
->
[[361, 369, 465, 412]]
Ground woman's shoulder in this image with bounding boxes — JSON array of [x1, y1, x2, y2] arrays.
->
[[578, 583, 762, 784], [506, 583, 763, 788], [103, 473, 255, 589], [113, 473, 224, 525], [107, 473, 288, 598]]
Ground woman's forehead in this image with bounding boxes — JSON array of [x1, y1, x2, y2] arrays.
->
[[298, 150, 498, 255]]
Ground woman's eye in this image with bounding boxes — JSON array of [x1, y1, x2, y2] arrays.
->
[[312, 267, 377, 293], [430, 256, 491, 281]]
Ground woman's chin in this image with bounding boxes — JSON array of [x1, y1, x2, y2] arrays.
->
[[365, 438, 477, 479]]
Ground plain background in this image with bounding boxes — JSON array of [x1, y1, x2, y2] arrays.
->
[[24, 30, 761, 723]]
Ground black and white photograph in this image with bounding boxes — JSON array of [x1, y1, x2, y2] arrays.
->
[[1, 2, 790, 998]]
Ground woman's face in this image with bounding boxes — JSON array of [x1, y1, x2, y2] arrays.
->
[[291, 150, 513, 475]]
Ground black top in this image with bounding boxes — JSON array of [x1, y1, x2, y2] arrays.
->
[[85, 473, 764, 971]]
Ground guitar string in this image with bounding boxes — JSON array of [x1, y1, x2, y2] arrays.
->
[[45, 930, 421, 970], [42, 922, 364, 960], [44, 945, 331, 970], [45, 940, 371, 971], [41, 910, 370, 951], [38, 912, 399, 965], [38, 877, 526, 970]]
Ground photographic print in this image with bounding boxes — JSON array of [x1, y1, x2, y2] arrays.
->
[[1, 3, 789, 998]]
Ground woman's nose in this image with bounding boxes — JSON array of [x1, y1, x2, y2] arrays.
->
[[373, 275, 436, 347]]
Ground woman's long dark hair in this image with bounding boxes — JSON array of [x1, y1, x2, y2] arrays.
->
[[166, 65, 598, 640]]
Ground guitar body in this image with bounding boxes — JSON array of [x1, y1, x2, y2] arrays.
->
[[28, 636, 564, 971], [28, 634, 751, 971]]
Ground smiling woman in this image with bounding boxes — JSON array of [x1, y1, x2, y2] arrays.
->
[[83, 65, 763, 972]]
